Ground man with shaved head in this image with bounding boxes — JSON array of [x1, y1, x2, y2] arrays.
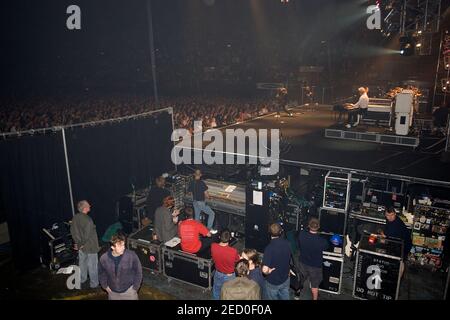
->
[[70, 200, 100, 289]]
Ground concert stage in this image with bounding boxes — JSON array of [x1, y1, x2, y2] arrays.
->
[[213, 105, 450, 187]]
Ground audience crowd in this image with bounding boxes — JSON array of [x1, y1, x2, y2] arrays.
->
[[0, 95, 276, 134]]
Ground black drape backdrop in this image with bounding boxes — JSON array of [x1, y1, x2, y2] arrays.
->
[[0, 133, 72, 270], [0, 110, 175, 270], [65, 111, 174, 237]]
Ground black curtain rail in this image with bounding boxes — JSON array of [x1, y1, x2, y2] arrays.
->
[[0, 107, 173, 139]]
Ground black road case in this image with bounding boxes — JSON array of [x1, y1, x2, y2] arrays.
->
[[319, 233, 345, 294], [353, 234, 403, 300], [163, 245, 214, 291], [319, 207, 348, 236], [40, 222, 77, 270], [127, 226, 162, 273], [320, 254, 344, 294]]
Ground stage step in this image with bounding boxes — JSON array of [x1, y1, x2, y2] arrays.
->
[[325, 129, 419, 147]]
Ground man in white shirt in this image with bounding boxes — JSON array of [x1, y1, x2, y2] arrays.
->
[[345, 87, 369, 128]]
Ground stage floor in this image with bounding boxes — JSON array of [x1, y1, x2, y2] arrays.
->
[[214, 106, 450, 186]]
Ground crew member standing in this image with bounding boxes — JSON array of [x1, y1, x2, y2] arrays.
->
[[70, 200, 100, 289], [187, 169, 216, 231], [221, 259, 261, 300], [381, 206, 412, 278], [98, 233, 143, 300], [297, 218, 329, 300], [211, 229, 240, 300], [145, 176, 171, 225], [262, 223, 292, 300]]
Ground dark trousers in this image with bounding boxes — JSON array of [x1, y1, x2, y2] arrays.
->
[[348, 109, 360, 124], [198, 237, 214, 255], [283, 104, 292, 115]]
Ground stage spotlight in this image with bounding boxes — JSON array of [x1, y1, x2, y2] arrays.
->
[[399, 36, 415, 56]]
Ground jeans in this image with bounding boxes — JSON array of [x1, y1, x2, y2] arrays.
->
[[193, 201, 216, 229], [265, 277, 290, 300], [213, 271, 235, 300], [79, 250, 99, 288]]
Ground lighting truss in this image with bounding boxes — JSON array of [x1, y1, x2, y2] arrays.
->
[[380, 0, 442, 35]]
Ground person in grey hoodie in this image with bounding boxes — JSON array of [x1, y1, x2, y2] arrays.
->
[[70, 200, 100, 289]]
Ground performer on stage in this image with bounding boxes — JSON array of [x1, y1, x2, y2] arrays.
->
[[276, 87, 292, 117], [304, 86, 314, 105], [344, 87, 369, 128]]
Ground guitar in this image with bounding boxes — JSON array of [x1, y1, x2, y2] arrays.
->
[[344, 234, 359, 258]]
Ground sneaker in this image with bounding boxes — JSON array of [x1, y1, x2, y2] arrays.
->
[[210, 229, 218, 235], [345, 124, 351, 129], [294, 293, 301, 300]]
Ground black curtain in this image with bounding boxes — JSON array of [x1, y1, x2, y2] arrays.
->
[[0, 110, 174, 270], [0, 132, 72, 270], [65, 111, 174, 236]]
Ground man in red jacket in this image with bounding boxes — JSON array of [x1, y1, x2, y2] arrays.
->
[[178, 207, 212, 254]]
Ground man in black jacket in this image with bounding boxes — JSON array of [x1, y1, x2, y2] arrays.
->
[[99, 233, 143, 300], [145, 176, 171, 224], [381, 206, 412, 278]]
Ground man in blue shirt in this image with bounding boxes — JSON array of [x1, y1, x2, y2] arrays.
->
[[298, 217, 329, 300], [262, 223, 292, 300]]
